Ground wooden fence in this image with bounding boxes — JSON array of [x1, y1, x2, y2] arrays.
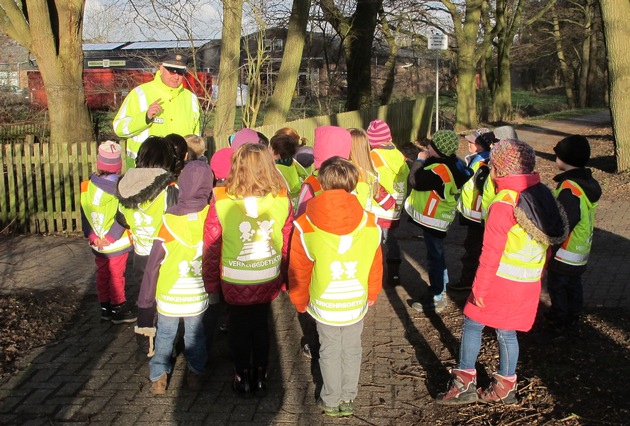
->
[[0, 140, 128, 234], [1, 95, 433, 234]]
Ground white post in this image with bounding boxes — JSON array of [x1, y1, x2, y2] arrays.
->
[[435, 52, 439, 132]]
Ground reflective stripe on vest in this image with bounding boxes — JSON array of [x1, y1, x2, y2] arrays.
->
[[80, 180, 132, 253], [294, 211, 381, 326], [492, 190, 547, 282], [214, 187, 289, 284], [368, 148, 409, 220], [553, 180, 597, 266], [458, 160, 486, 223], [480, 177, 496, 221], [155, 206, 209, 316], [297, 174, 323, 210], [119, 188, 170, 256], [404, 163, 458, 231]]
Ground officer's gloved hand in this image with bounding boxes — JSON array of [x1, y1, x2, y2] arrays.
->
[[134, 307, 156, 360]]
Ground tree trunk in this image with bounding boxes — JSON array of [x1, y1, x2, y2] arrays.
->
[[263, 0, 310, 125], [599, 0, 630, 171], [0, 0, 94, 144], [587, 12, 599, 107], [551, 7, 576, 109], [492, 51, 512, 122], [456, 56, 478, 130], [321, 0, 383, 111], [578, 0, 594, 109], [214, 0, 243, 148], [440, 0, 487, 131], [378, 10, 397, 105]]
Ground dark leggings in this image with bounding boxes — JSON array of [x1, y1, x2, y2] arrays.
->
[[228, 302, 271, 371]]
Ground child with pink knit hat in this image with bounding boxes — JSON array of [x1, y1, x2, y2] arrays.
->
[[365, 119, 410, 286], [80, 141, 134, 323], [295, 126, 352, 216]]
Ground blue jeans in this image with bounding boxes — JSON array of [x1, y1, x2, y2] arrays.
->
[[423, 231, 447, 295], [458, 316, 519, 376], [149, 313, 207, 381]]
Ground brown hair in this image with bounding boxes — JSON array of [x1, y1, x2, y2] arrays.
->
[[226, 143, 287, 197], [270, 134, 298, 159], [184, 134, 206, 160], [275, 127, 308, 146], [319, 156, 359, 193], [348, 128, 378, 197]]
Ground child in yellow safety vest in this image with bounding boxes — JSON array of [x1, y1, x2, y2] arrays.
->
[[545, 135, 601, 338], [136, 160, 214, 396], [405, 130, 473, 313], [289, 156, 383, 417], [80, 141, 133, 323], [451, 128, 497, 292], [116, 136, 179, 357], [295, 126, 352, 216], [270, 133, 308, 213], [202, 143, 293, 398], [365, 119, 410, 286]]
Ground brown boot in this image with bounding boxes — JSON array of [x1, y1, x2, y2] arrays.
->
[[435, 369, 478, 405], [478, 373, 517, 404], [151, 374, 167, 396]]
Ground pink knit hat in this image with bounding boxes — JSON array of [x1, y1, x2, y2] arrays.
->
[[97, 140, 122, 173], [490, 138, 536, 177], [366, 119, 392, 148], [230, 128, 259, 151], [210, 148, 234, 180], [313, 126, 352, 169]]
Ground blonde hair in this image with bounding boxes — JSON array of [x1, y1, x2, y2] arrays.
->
[[226, 143, 287, 197], [184, 134, 207, 160], [319, 157, 359, 193], [348, 128, 378, 196], [275, 127, 308, 146]]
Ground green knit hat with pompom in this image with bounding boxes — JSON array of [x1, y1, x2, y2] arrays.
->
[[430, 130, 459, 157]]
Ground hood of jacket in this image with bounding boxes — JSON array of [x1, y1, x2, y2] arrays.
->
[[495, 173, 569, 245], [167, 160, 213, 215], [116, 168, 176, 209], [304, 189, 365, 235], [553, 167, 602, 204]]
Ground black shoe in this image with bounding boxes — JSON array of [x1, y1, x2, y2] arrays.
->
[[253, 367, 268, 397], [100, 302, 112, 321], [386, 261, 401, 287], [111, 302, 137, 324], [233, 369, 252, 397]]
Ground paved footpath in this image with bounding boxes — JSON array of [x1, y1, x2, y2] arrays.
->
[[0, 113, 628, 425]]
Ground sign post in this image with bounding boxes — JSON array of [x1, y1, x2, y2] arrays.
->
[[428, 33, 449, 132]]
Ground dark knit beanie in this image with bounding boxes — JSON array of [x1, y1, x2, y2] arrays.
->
[[430, 130, 459, 157], [491, 138, 536, 177], [553, 135, 591, 168]]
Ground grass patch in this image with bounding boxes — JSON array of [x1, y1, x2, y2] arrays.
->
[[525, 107, 607, 122]]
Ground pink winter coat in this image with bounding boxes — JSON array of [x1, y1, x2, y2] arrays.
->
[[464, 173, 567, 332]]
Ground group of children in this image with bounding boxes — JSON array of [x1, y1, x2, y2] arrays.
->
[[80, 118, 600, 414]]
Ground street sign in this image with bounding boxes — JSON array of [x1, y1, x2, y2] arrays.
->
[[428, 34, 448, 50]]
